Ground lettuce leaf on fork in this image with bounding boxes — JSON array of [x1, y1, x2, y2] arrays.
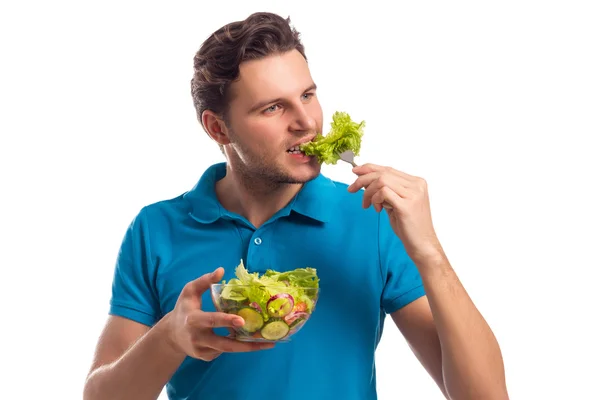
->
[[300, 111, 365, 164]]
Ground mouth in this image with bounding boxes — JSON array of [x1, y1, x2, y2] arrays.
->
[[286, 137, 315, 155], [286, 145, 305, 155]]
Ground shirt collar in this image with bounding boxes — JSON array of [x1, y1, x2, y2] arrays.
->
[[184, 162, 336, 225]]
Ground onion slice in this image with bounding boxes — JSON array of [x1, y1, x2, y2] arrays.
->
[[266, 293, 294, 317]]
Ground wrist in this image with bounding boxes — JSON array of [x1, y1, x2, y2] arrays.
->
[[409, 241, 446, 268], [158, 312, 186, 358]]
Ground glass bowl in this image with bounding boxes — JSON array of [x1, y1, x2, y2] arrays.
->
[[210, 283, 320, 342]]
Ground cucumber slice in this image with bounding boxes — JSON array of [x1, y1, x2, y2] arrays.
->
[[236, 307, 264, 333], [221, 298, 244, 310], [289, 316, 307, 329], [260, 320, 290, 340]]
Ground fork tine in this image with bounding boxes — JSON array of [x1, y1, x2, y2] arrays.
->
[[339, 150, 357, 167]]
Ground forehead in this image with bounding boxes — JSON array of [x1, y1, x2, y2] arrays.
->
[[229, 50, 314, 107]]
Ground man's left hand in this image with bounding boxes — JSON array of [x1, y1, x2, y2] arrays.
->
[[347, 163, 443, 264]]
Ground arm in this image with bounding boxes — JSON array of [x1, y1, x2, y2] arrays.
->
[[83, 315, 186, 400], [348, 163, 508, 399], [84, 268, 274, 400], [391, 256, 508, 399], [390, 297, 447, 397]]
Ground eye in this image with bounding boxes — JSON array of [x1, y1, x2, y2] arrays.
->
[[302, 92, 315, 101], [263, 104, 280, 114]]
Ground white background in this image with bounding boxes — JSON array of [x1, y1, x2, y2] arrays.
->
[[1, 1, 599, 399]]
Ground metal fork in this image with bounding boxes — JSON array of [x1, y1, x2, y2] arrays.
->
[[339, 150, 357, 167], [340, 149, 393, 210]]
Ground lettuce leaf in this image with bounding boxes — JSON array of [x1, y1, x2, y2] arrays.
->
[[220, 260, 320, 317], [300, 111, 365, 164], [263, 267, 319, 289]]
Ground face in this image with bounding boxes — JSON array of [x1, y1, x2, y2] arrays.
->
[[220, 50, 323, 185]]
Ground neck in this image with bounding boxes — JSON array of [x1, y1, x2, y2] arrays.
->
[[215, 164, 303, 228]]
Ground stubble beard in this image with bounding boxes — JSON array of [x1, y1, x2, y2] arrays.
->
[[223, 119, 321, 193], [236, 150, 318, 193], [229, 141, 318, 193]]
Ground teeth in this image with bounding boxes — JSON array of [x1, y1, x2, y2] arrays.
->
[[287, 145, 302, 153]]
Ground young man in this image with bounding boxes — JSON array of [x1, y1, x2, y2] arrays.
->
[[84, 12, 509, 400]]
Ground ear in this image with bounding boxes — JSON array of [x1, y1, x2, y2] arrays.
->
[[201, 110, 231, 146]]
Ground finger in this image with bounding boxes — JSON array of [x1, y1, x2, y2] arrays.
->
[[183, 267, 225, 297], [347, 172, 379, 193], [351, 163, 386, 176], [191, 346, 223, 362], [362, 175, 409, 209], [353, 163, 417, 183], [348, 171, 413, 194], [372, 186, 403, 212], [186, 310, 246, 329], [205, 333, 276, 353]]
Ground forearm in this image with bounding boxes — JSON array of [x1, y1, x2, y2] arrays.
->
[[417, 253, 508, 400], [84, 313, 186, 400]]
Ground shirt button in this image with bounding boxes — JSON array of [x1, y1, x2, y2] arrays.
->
[[254, 237, 262, 245]]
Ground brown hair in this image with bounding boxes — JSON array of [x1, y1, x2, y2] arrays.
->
[[191, 12, 307, 126]]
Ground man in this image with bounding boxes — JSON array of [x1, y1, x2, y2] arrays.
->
[[84, 11, 509, 400]]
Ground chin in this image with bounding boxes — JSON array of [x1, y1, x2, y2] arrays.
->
[[277, 157, 321, 184], [291, 157, 321, 179], [294, 167, 321, 183]]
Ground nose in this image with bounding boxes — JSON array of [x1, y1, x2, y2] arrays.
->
[[289, 105, 316, 134]]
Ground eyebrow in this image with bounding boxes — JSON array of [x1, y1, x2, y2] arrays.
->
[[248, 83, 318, 114]]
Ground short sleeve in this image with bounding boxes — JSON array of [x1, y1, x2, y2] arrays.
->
[[378, 211, 426, 314], [109, 208, 161, 326]]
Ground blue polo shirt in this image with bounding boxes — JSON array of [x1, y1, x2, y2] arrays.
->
[[109, 162, 425, 400]]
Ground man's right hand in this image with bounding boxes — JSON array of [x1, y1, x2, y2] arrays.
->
[[164, 267, 275, 361]]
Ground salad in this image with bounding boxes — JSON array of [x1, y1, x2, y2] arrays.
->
[[300, 111, 365, 164], [216, 260, 320, 341]]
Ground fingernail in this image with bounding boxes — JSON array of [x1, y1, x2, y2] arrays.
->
[[233, 318, 245, 327]]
